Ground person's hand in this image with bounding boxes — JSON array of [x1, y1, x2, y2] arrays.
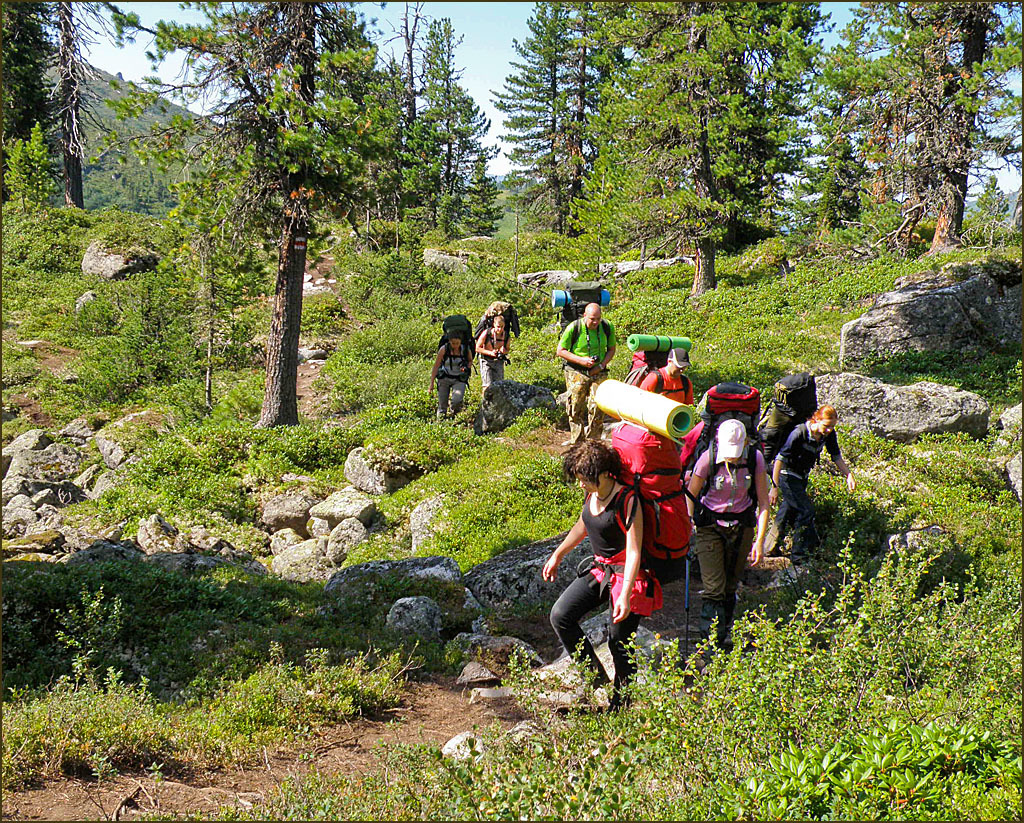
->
[[846, 472, 856, 492], [768, 487, 779, 506], [612, 592, 632, 624], [429, 382, 435, 395], [542, 553, 561, 582], [750, 539, 764, 566]]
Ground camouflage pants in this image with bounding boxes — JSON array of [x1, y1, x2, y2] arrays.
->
[[564, 367, 608, 443]]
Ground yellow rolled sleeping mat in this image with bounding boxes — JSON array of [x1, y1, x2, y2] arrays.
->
[[595, 380, 697, 441]]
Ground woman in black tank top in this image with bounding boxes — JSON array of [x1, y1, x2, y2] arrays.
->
[[542, 441, 644, 710]]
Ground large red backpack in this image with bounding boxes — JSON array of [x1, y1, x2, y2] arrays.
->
[[680, 382, 761, 477], [610, 422, 692, 584]]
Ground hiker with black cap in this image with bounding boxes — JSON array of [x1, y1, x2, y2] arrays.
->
[[639, 347, 694, 405], [686, 419, 769, 654], [429, 330, 474, 418], [556, 303, 617, 446]]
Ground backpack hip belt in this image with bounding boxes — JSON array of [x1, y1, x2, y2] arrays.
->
[[590, 550, 663, 616]]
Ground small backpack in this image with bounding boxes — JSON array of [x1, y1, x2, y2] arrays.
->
[[473, 301, 521, 339], [758, 373, 817, 464], [623, 349, 670, 387]]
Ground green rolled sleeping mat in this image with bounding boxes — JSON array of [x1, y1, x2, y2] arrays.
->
[[626, 334, 692, 353]]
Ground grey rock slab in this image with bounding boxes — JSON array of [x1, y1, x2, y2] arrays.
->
[[452, 633, 544, 668], [457, 661, 499, 687], [60, 541, 144, 566], [75, 291, 97, 313], [324, 517, 367, 565], [270, 527, 305, 556], [840, 260, 1022, 367], [308, 517, 332, 538], [298, 347, 329, 363], [72, 463, 105, 492], [260, 489, 320, 535], [60, 417, 97, 446], [5, 441, 82, 485], [474, 380, 557, 435], [308, 487, 377, 527], [995, 403, 1022, 450], [5, 429, 53, 453], [94, 433, 127, 469], [82, 240, 159, 280], [142, 551, 267, 576], [423, 248, 469, 273], [815, 373, 990, 442], [135, 513, 179, 554], [3, 529, 66, 555], [271, 537, 332, 583], [516, 269, 579, 288], [1007, 453, 1022, 502], [343, 447, 415, 496], [463, 534, 594, 611], [324, 555, 462, 599], [410, 494, 447, 551], [468, 686, 514, 704], [385, 595, 443, 640]]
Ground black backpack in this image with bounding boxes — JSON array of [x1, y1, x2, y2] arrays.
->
[[757, 373, 817, 464], [438, 314, 476, 356], [557, 282, 607, 330]]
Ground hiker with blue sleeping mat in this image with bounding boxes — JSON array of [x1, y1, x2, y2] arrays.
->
[[557, 303, 617, 445]]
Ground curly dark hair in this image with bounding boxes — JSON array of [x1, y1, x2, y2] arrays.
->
[[563, 440, 621, 486]]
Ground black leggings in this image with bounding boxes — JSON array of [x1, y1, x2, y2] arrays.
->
[[549, 572, 643, 691], [775, 472, 819, 558]]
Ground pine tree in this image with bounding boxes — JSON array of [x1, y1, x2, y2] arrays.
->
[[494, 2, 613, 235], [421, 18, 491, 227], [463, 155, 503, 236], [0, 3, 54, 144], [823, 3, 1021, 253], [5, 122, 59, 210], [577, 3, 821, 296], [114, 2, 380, 427]]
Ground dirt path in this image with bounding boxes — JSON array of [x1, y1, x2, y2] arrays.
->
[[2, 677, 530, 821]]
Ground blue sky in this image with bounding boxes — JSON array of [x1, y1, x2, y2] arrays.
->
[[83, 2, 1018, 192]]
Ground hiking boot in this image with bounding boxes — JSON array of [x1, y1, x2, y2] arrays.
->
[[716, 598, 736, 653]]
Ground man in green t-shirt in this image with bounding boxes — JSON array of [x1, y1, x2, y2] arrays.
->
[[556, 303, 617, 445]]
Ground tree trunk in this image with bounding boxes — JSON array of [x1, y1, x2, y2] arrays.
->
[[57, 2, 84, 209], [402, 3, 420, 128], [549, 63, 563, 235], [258, 215, 306, 427], [929, 6, 990, 255], [691, 237, 715, 298]]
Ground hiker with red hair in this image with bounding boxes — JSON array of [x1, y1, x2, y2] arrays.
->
[[769, 404, 855, 564]]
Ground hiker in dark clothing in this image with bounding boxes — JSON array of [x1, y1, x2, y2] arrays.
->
[[542, 440, 661, 710], [429, 332, 473, 418], [769, 404, 855, 563]]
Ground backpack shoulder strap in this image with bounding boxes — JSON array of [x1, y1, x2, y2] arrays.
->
[[654, 370, 665, 394], [567, 319, 583, 350]]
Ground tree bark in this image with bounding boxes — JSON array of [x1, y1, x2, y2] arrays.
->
[[258, 216, 306, 427], [402, 3, 421, 128], [57, 2, 84, 209], [929, 6, 991, 254], [258, 2, 315, 427]]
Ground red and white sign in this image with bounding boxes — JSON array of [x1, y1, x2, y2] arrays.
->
[[294, 236, 307, 252]]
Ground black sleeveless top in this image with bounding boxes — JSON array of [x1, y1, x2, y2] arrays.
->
[[582, 488, 630, 559]]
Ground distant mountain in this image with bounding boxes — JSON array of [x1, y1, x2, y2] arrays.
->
[[46, 64, 194, 215]]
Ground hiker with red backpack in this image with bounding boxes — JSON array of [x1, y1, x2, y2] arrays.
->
[[543, 440, 661, 711], [638, 347, 693, 405], [686, 419, 770, 654], [769, 404, 855, 564], [556, 303, 617, 445], [429, 316, 475, 418]]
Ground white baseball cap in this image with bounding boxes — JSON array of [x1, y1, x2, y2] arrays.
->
[[717, 419, 747, 460]]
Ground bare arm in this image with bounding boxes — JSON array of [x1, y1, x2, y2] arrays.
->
[[751, 464, 770, 565], [429, 347, 444, 393], [542, 515, 588, 581], [557, 344, 593, 369], [599, 345, 616, 371], [835, 455, 855, 491], [769, 458, 782, 505], [476, 330, 496, 357]]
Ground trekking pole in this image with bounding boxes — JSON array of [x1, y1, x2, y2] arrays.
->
[[683, 553, 691, 664]]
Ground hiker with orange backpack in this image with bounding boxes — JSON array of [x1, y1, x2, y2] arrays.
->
[[639, 347, 694, 405], [542, 440, 662, 711], [686, 419, 770, 654]]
